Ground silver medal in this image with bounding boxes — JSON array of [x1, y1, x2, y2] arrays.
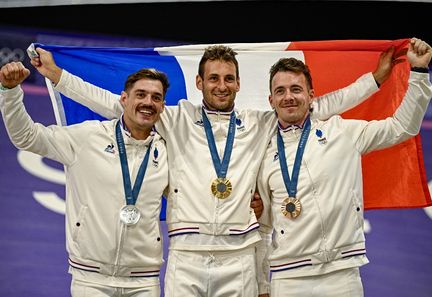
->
[[119, 205, 141, 225]]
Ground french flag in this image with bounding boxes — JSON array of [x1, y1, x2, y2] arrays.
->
[[37, 39, 431, 213]]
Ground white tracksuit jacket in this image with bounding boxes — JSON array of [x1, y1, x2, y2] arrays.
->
[[54, 70, 379, 252], [0, 86, 168, 287], [256, 71, 432, 291]]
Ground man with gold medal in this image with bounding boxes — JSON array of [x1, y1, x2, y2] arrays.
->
[[256, 38, 432, 297], [202, 102, 235, 200]]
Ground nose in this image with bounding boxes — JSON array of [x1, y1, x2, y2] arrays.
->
[[216, 80, 228, 90], [141, 94, 153, 105], [283, 92, 295, 103]]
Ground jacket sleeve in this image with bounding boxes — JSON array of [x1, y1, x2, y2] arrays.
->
[[311, 72, 379, 120], [55, 69, 123, 120], [255, 160, 274, 295], [343, 71, 432, 154], [0, 85, 83, 165]]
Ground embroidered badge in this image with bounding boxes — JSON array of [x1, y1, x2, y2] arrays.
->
[[273, 152, 279, 162], [104, 143, 115, 154], [236, 117, 245, 132], [315, 129, 327, 145], [194, 120, 204, 126], [152, 146, 159, 167]]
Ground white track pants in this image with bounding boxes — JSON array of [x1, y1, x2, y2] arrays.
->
[[271, 267, 363, 297], [164, 247, 258, 297], [71, 279, 160, 297]]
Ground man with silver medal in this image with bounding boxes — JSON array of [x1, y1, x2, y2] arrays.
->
[[0, 56, 169, 297], [256, 38, 432, 297]]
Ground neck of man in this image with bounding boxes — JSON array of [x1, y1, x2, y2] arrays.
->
[[279, 112, 310, 130], [130, 128, 151, 140], [122, 116, 151, 140], [202, 99, 234, 113]]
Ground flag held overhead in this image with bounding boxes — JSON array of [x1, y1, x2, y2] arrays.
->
[[34, 39, 431, 214]]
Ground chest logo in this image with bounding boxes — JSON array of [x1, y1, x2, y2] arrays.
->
[[104, 143, 115, 154], [152, 146, 159, 167], [315, 129, 327, 145], [236, 118, 245, 132]]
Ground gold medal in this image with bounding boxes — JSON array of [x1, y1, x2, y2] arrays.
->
[[211, 177, 232, 199], [281, 197, 302, 219]]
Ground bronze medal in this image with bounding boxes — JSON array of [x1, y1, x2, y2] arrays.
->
[[211, 177, 232, 199], [281, 197, 302, 219]]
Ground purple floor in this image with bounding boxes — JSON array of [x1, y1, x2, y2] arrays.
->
[[0, 81, 431, 297]]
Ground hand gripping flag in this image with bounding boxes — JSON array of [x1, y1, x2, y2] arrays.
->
[[37, 39, 431, 217]]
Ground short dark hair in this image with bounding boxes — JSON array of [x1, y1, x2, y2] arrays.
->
[[124, 68, 170, 97], [269, 58, 313, 93], [198, 45, 240, 78]]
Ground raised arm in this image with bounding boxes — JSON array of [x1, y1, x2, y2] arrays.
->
[[349, 37, 432, 154], [311, 44, 399, 119], [0, 61, 83, 165], [379, 38, 431, 138], [0, 63, 34, 150], [31, 47, 123, 119]]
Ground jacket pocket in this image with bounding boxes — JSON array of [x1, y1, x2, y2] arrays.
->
[[350, 189, 364, 229], [72, 205, 88, 242]]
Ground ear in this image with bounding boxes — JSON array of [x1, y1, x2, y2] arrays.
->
[[306, 88, 315, 103], [161, 100, 165, 112], [120, 91, 127, 108], [268, 94, 275, 109], [196, 74, 203, 90]]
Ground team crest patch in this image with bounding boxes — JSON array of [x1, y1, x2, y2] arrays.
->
[[152, 146, 159, 167], [315, 129, 327, 145], [236, 118, 245, 132]]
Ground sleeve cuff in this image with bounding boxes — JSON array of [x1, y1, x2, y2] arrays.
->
[[411, 67, 429, 73], [0, 84, 12, 91]]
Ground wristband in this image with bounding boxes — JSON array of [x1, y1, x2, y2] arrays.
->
[[411, 67, 429, 73], [0, 84, 11, 91], [374, 79, 381, 88]]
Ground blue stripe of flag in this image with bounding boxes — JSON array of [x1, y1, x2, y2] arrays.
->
[[38, 43, 187, 125]]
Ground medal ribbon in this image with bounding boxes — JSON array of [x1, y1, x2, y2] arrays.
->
[[276, 116, 311, 197], [202, 108, 236, 179], [116, 120, 152, 206]]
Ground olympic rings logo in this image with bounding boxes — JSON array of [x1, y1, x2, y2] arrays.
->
[[0, 47, 25, 66]]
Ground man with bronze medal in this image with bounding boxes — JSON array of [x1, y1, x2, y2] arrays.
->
[[0, 58, 169, 296], [277, 115, 311, 220], [29, 42, 398, 297], [256, 38, 432, 297]]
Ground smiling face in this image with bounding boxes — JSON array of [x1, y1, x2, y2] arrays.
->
[[195, 45, 240, 112], [120, 78, 165, 140], [196, 59, 240, 112], [269, 70, 314, 127], [268, 58, 314, 128]]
